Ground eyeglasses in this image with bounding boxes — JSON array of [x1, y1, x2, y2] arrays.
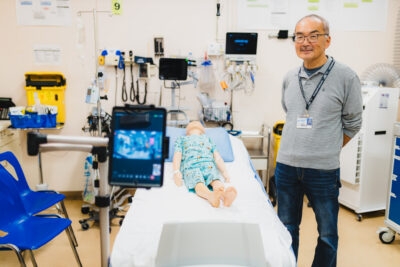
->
[[293, 33, 329, 43]]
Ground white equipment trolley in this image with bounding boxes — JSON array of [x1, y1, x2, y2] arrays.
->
[[339, 85, 399, 220], [378, 122, 400, 244]]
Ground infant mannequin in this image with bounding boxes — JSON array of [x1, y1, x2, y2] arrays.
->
[[172, 121, 237, 208]]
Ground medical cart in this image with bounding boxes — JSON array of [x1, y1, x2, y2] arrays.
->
[[201, 105, 233, 129], [239, 124, 271, 188], [378, 122, 400, 244]]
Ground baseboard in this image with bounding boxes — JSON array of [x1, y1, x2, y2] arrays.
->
[[61, 191, 83, 200]]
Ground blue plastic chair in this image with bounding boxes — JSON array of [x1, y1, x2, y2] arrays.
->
[[0, 151, 77, 247], [0, 167, 82, 267]]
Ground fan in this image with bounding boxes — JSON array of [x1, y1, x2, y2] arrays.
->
[[361, 63, 400, 88]]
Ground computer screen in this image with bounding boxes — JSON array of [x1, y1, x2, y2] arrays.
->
[[108, 106, 167, 188], [225, 32, 258, 55], [159, 58, 188, 81]]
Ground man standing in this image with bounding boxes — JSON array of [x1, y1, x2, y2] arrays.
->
[[275, 14, 363, 267]]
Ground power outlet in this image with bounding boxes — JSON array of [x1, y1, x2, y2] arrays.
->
[[208, 42, 223, 56], [105, 54, 120, 66]]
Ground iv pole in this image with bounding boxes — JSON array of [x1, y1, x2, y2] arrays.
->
[[77, 8, 111, 136], [46, 8, 111, 267]]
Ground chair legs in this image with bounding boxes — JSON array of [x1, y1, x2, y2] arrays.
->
[[58, 200, 78, 247], [4, 230, 82, 267], [0, 244, 28, 267], [28, 250, 38, 267], [65, 228, 83, 267], [32, 214, 82, 267]]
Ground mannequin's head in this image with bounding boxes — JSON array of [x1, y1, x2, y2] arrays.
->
[[186, 121, 205, 135]]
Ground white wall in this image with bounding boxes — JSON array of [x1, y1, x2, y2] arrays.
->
[[0, 0, 399, 191]]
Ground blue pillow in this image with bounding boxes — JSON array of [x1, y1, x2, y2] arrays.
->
[[165, 126, 234, 162]]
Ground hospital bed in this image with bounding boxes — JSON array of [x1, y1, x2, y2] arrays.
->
[[110, 126, 296, 267]]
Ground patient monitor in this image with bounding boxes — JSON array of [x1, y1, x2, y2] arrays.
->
[[159, 58, 188, 81], [225, 32, 258, 62]]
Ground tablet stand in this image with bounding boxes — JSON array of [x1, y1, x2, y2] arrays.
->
[[27, 132, 110, 267]]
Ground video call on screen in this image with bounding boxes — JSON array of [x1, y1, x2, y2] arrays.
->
[[110, 109, 165, 187]]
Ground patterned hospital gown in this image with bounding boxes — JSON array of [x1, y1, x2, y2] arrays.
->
[[174, 134, 221, 190]]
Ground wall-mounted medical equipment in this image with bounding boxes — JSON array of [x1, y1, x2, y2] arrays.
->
[[225, 32, 258, 62], [222, 32, 258, 93], [159, 58, 188, 81], [268, 30, 292, 39], [221, 61, 257, 93], [86, 82, 100, 104], [339, 85, 399, 221], [154, 37, 164, 57], [102, 49, 122, 67], [159, 57, 198, 127]]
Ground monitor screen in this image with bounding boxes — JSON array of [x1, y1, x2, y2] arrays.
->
[[108, 106, 167, 188], [159, 58, 188, 81], [225, 32, 258, 55]]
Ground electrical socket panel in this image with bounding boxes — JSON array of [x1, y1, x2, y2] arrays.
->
[[123, 50, 135, 64], [105, 54, 120, 66], [208, 42, 224, 56]]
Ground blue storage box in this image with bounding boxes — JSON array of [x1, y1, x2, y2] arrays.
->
[[9, 112, 57, 128]]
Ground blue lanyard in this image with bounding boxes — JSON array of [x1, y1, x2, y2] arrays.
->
[[298, 58, 335, 111]]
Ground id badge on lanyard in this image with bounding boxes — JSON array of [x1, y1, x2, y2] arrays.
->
[[297, 58, 335, 129], [297, 112, 312, 129]]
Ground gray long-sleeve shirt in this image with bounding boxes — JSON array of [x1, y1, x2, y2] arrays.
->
[[277, 56, 363, 169]]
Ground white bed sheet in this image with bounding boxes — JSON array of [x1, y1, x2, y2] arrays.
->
[[110, 135, 295, 267]]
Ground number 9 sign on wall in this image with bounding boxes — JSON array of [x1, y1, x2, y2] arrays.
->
[[112, 0, 123, 15]]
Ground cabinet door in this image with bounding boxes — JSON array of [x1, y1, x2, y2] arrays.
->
[[389, 141, 400, 224]]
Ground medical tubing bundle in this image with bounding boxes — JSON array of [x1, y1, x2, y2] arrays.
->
[[83, 154, 95, 204], [221, 62, 256, 93]]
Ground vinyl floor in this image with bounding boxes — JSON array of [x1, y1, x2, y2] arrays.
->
[[0, 197, 399, 267]]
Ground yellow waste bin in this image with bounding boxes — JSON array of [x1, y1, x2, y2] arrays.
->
[[269, 120, 284, 206], [272, 120, 284, 168], [25, 72, 66, 124]]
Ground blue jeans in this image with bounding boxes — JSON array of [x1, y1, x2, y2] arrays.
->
[[275, 162, 341, 267]]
